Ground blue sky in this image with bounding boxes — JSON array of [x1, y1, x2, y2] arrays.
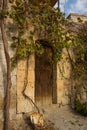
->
[[54, 0, 87, 16]]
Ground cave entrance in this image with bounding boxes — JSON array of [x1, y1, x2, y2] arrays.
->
[[35, 41, 57, 107]]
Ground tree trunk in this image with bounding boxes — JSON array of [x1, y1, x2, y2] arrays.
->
[[0, 0, 11, 130]]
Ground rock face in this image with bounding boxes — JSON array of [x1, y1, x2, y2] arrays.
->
[[0, 13, 87, 130]]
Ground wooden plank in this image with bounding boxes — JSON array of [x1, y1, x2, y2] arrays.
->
[[35, 48, 53, 106]]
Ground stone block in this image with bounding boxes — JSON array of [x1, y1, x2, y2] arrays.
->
[[10, 90, 16, 109], [0, 87, 4, 98], [28, 54, 35, 70], [24, 82, 35, 101], [11, 75, 17, 87], [57, 80, 63, 89], [0, 97, 4, 110], [65, 88, 69, 96], [57, 80, 64, 104], [0, 121, 3, 130], [8, 43, 15, 58], [62, 96, 70, 105], [16, 114, 22, 120], [81, 92, 87, 101], [0, 75, 7, 87], [0, 49, 6, 60], [76, 94, 81, 100], [28, 60, 35, 70], [0, 110, 4, 121], [17, 69, 25, 82], [80, 87, 85, 93], [17, 96, 34, 113], [17, 79, 35, 113], [17, 59, 27, 70], [10, 109, 16, 120], [17, 81, 24, 95], [11, 68, 17, 76], [28, 70, 35, 82]]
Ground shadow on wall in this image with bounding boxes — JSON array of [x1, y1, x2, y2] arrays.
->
[[69, 48, 87, 108]]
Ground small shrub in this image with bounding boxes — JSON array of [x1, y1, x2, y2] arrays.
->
[[75, 100, 87, 116]]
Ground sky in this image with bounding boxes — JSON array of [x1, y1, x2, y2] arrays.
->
[[54, 0, 87, 17]]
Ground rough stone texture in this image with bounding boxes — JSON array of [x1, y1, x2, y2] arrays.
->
[[17, 55, 35, 113], [67, 13, 87, 23], [62, 96, 70, 106], [81, 92, 87, 101], [0, 121, 3, 130], [57, 48, 72, 105], [0, 13, 87, 130]]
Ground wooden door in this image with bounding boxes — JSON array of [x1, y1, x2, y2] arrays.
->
[[35, 48, 53, 106]]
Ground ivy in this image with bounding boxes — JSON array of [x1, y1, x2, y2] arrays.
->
[[73, 22, 87, 79], [0, 0, 77, 71], [6, 0, 75, 65], [75, 100, 87, 116]]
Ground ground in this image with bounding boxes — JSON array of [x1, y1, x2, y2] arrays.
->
[[10, 105, 87, 130], [42, 105, 87, 130]]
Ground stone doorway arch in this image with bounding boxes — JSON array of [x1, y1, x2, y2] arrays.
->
[[35, 40, 57, 107]]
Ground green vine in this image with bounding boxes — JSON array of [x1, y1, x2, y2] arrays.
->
[[73, 22, 87, 79], [1, 0, 74, 67], [1, 0, 86, 79], [1, 0, 87, 112]]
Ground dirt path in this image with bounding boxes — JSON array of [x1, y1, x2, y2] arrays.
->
[[42, 105, 87, 130]]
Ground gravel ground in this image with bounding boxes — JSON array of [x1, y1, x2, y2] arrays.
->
[[41, 105, 87, 130]]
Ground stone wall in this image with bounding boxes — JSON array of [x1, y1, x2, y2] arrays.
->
[[17, 56, 35, 113], [0, 15, 87, 129], [0, 29, 34, 130], [57, 48, 72, 106], [56, 48, 87, 107], [0, 29, 17, 129], [67, 13, 87, 23]]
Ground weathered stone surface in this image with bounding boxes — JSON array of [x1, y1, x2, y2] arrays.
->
[[28, 54, 35, 70], [17, 59, 27, 70], [0, 121, 3, 130], [17, 54, 35, 113], [0, 12, 87, 129], [11, 68, 17, 76], [65, 88, 69, 96], [81, 92, 87, 101], [10, 109, 16, 120], [24, 82, 35, 100], [11, 75, 17, 87], [62, 96, 70, 105], [0, 49, 6, 60], [67, 13, 87, 23], [0, 97, 4, 110], [57, 80, 64, 104], [10, 91, 16, 109], [28, 71, 35, 82], [0, 110, 4, 121], [17, 96, 34, 113], [0, 87, 4, 99], [17, 69, 26, 82], [76, 94, 81, 100]]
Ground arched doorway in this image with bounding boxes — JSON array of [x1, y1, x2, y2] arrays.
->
[[35, 41, 57, 107]]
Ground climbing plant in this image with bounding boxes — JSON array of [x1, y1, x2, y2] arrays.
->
[[0, 1, 87, 124], [74, 22, 87, 79], [1, 0, 87, 91], [0, 0, 75, 67], [1, 0, 87, 79]]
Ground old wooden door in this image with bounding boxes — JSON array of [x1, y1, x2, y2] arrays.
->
[[35, 47, 54, 106]]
